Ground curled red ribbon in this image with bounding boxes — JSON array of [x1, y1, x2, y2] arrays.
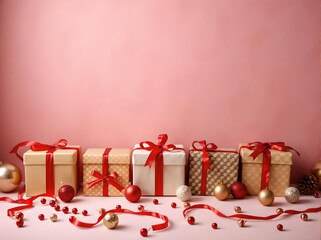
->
[[183, 204, 321, 221], [70, 208, 169, 232], [190, 141, 238, 195], [240, 142, 299, 190], [135, 134, 184, 195]]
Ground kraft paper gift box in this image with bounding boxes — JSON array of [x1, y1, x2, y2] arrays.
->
[[188, 141, 239, 196], [132, 144, 186, 196], [23, 146, 81, 197], [83, 148, 130, 196], [239, 143, 294, 196]]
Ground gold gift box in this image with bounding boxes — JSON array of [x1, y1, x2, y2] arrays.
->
[[23, 146, 81, 197], [239, 143, 292, 196], [83, 148, 130, 196]]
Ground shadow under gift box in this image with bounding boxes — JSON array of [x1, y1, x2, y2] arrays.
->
[[132, 144, 186, 196], [23, 146, 81, 197], [239, 143, 293, 196]]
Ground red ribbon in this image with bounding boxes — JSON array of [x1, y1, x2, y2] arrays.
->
[[183, 204, 321, 221], [190, 141, 238, 195], [240, 142, 299, 190], [70, 208, 169, 232], [135, 134, 184, 196]]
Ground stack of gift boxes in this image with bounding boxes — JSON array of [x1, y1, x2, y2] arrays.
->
[[19, 135, 297, 198]]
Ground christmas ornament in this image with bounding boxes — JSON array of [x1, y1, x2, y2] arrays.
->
[[176, 185, 192, 202], [72, 208, 78, 214], [314, 193, 319, 198], [62, 206, 69, 214], [212, 223, 218, 229], [82, 210, 88, 216], [103, 213, 119, 229], [40, 198, 46, 204], [49, 200, 56, 207], [237, 219, 246, 227], [284, 187, 300, 203], [124, 184, 141, 203], [230, 182, 247, 199], [54, 205, 60, 211], [38, 214, 44, 220], [258, 188, 274, 206], [138, 205, 144, 212], [300, 213, 308, 221], [116, 205, 121, 210], [99, 208, 106, 214], [50, 214, 58, 222], [69, 216, 76, 223], [310, 160, 321, 189], [153, 199, 159, 205], [0, 162, 22, 192], [140, 228, 148, 237], [277, 224, 283, 231], [16, 218, 24, 227], [15, 212, 23, 219], [276, 208, 283, 214], [58, 185, 75, 203], [184, 202, 191, 208], [187, 216, 195, 225], [234, 206, 242, 213], [214, 182, 229, 201], [298, 174, 318, 195], [171, 202, 177, 208]]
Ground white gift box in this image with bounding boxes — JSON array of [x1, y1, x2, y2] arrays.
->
[[132, 144, 186, 196]]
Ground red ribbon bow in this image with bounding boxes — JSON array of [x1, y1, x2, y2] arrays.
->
[[87, 171, 124, 195], [136, 134, 184, 195], [240, 142, 299, 190], [190, 141, 237, 195]]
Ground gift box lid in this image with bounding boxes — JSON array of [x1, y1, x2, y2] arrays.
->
[[239, 143, 292, 165], [83, 148, 131, 165], [189, 147, 238, 154], [132, 144, 186, 166], [23, 146, 81, 165]]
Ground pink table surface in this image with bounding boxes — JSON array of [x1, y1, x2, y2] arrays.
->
[[0, 187, 320, 240]]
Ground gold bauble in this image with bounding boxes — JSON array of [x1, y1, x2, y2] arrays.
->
[[258, 188, 274, 206], [0, 162, 22, 192], [237, 219, 246, 227], [50, 214, 58, 222], [103, 213, 119, 229], [310, 160, 321, 189], [300, 213, 308, 221], [214, 182, 229, 201], [99, 208, 106, 215], [276, 208, 283, 214]]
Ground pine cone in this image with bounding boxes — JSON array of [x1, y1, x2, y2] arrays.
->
[[298, 174, 318, 195]]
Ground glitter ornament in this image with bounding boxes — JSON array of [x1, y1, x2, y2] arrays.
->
[[230, 182, 247, 199], [103, 213, 119, 229], [284, 187, 300, 203], [176, 185, 192, 202], [58, 185, 75, 203]]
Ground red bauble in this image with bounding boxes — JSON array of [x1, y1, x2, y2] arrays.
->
[[231, 182, 247, 199], [69, 216, 76, 223], [40, 198, 46, 204], [16, 219, 24, 227], [62, 207, 69, 214], [153, 199, 159, 205], [38, 214, 45, 221], [58, 185, 75, 203], [277, 224, 283, 231], [49, 200, 56, 207], [116, 205, 121, 210], [171, 202, 177, 208], [54, 205, 60, 211], [184, 202, 191, 208], [140, 228, 148, 237], [212, 223, 218, 229], [15, 212, 24, 219], [82, 210, 88, 216], [72, 208, 78, 214], [138, 205, 144, 212], [187, 216, 195, 225], [124, 185, 141, 203], [314, 193, 319, 198]]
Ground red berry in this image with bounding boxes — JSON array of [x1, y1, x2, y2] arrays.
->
[[314, 193, 319, 198], [62, 206, 69, 214], [49, 200, 56, 207], [171, 202, 177, 208], [15, 212, 24, 219], [187, 216, 195, 225], [38, 214, 44, 221], [212, 223, 218, 229], [16, 219, 24, 227], [69, 216, 76, 223], [153, 199, 158, 205], [138, 205, 144, 212], [40, 198, 46, 204], [116, 205, 121, 210], [140, 228, 148, 237], [72, 208, 78, 214], [277, 224, 283, 231], [82, 210, 88, 216], [54, 205, 60, 211], [184, 202, 191, 208]]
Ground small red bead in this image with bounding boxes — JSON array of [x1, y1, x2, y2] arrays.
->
[[184, 202, 191, 208], [212, 223, 218, 229], [82, 210, 88, 216], [138, 205, 144, 212], [69, 216, 76, 223], [38, 214, 45, 221], [116, 205, 121, 210], [153, 199, 158, 205], [72, 208, 78, 214], [54, 205, 60, 211], [187, 216, 195, 225], [171, 202, 177, 208], [314, 193, 319, 198], [49, 200, 56, 207], [140, 228, 148, 237], [40, 198, 46, 204], [16, 219, 24, 227], [62, 207, 69, 214], [277, 224, 283, 231], [15, 212, 24, 219]]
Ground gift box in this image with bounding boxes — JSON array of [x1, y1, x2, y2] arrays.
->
[[188, 141, 239, 196], [83, 148, 130, 196], [23, 145, 81, 197], [239, 142, 297, 196], [132, 134, 186, 196]]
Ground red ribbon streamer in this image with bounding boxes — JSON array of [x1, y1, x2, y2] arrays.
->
[[183, 204, 321, 221], [135, 134, 184, 196], [70, 208, 169, 231], [190, 141, 238, 195], [240, 142, 299, 190]]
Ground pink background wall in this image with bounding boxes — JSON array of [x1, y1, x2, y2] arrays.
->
[[0, 0, 320, 183]]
